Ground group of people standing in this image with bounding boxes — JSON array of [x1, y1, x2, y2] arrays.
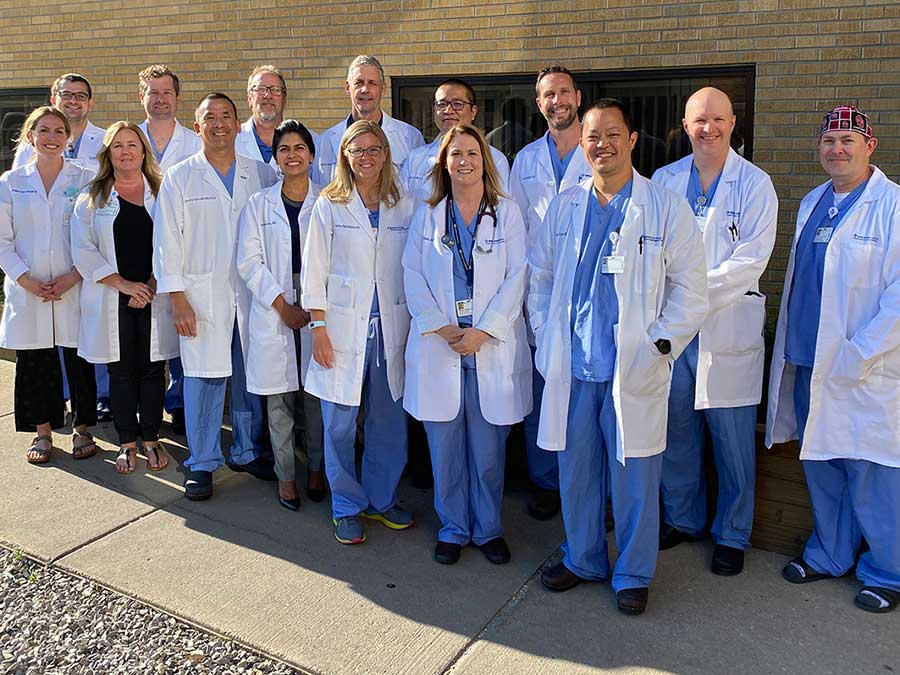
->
[[1, 56, 896, 618]]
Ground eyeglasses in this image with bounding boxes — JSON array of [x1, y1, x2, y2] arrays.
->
[[433, 99, 473, 112], [57, 91, 90, 102], [347, 145, 385, 158], [249, 85, 286, 97]]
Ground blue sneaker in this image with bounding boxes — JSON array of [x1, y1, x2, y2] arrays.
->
[[333, 516, 366, 544], [361, 505, 414, 530]]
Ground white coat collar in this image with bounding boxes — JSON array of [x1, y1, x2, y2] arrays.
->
[[21, 158, 86, 198], [262, 177, 322, 211], [347, 187, 377, 243], [107, 175, 156, 212], [197, 151, 254, 200], [570, 168, 649, 206], [795, 165, 888, 237]]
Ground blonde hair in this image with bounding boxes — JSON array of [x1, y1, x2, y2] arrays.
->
[[427, 124, 505, 208], [321, 120, 400, 207], [16, 107, 70, 160], [87, 121, 162, 209]]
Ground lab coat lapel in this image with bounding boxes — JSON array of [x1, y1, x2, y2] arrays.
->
[[233, 155, 255, 206], [23, 163, 48, 201], [706, 148, 741, 227], [349, 188, 377, 243], [199, 155, 233, 202]]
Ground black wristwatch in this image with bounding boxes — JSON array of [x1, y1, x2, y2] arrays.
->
[[654, 338, 671, 355]]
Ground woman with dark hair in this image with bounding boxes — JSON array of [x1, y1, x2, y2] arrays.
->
[[72, 121, 178, 473], [238, 119, 325, 510], [403, 124, 531, 565], [0, 106, 97, 464]]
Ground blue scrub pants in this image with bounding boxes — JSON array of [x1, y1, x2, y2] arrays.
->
[[320, 320, 408, 519], [95, 364, 110, 401], [793, 366, 900, 590], [661, 337, 757, 549], [424, 354, 510, 545], [165, 357, 184, 413], [559, 378, 664, 592], [523, 345, 559, 491], [183, 322, 265, 473], [58, 347, 70, 401]]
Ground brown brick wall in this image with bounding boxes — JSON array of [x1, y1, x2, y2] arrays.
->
[[1, 0, 898, 303]]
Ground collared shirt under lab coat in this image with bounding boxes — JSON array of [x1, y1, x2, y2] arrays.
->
[[237, 178, 322, 395], [766, 167, 900, 468], [300, 188, 414, 407], [0, 160, 95, 349], [13, 122, 105, 172], [652, 148, 778, 409], [235, 118, 322, 171], [527, 170, 708, 462], [398, 137, 511, 204], [402, 196, 532, 425], [138, 120, 202, 174], [71, 183, 178, 364], [312, 111, 425, 185], [153, 151, 278, 378]]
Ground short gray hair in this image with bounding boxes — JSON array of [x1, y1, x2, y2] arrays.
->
[[347, 55, 385, 83]]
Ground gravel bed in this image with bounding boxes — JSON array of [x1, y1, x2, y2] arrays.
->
[[0, 548, 305, 675]]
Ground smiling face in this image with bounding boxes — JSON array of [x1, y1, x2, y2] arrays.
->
[[580, 106, 637, 181], [28, 113, 69, 160], [247, 71, 286, 124], [818, 130, 877, 188], [50, 80, 93, 125], [141, 75, 179, 122], [445, 132, 484, 191], [108, 127, 145, 175], [194, 97, 239, 152], [432, 83, 477, 134], [275, 131, 312, 179], [536, 72, 581, 132], [682, 87, 735, 162], [345, 131, 386, 182], [345, 64, 384, 118]]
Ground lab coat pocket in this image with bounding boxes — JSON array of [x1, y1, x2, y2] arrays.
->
[[326, 274, 354, 308], [626, 333, 670, 398], [383, 300, 411, 353], [184, 273, 214, 323], [326, 305, 357, 354], [704, 293, 766, 354], [837, 240, 882, 289]]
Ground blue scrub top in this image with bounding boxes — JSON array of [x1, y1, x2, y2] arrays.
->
[[213, 160, 236, 197], [686, 162, 723, 216], [784, 179, 868, 367], [570, 179, 632, 383], [450, 201, 478, 328], [252, 122, 273, 164], [368, 208, 380, 317], [547, 134, 578, 191], [147, 133, 167, 163], [64, 133, 84, 159]]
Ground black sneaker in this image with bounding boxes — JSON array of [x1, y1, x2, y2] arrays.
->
[[711, 544, 745, 576], [184, 470, 213, 500], [226, 457, 277, 482], [478, 537, 511, 565], [434, 541, 462, 565], [616, 587, 649, 615], [659, 522, 703, 551], [170, 408, 186, 436], [527, 488, 561, 520]]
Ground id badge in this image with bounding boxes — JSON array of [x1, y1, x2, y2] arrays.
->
[[602, 255, 625, 274], [814, 226, 833, 244], [456, 298, 473, 318], [695, 215, 707, 233]]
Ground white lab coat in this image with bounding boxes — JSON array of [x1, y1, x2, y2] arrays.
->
[[13, 122, 105, 171], [300, 189, 415, 407], [528, 171, 708, 462], [235, 118, 321, 170], [237, 179, 322, 395], [399, 137, 511, 204], [766, 167, 900, 468], [138, 120, 201, 174], [508, 131, 593, 234], [312, 111, 425, 185], [71, 183, 178, 363], [402, 197, 532, 425], [0, 160, 95, 349], [153, 151, 278, 377], [652, 148, 778, 409]]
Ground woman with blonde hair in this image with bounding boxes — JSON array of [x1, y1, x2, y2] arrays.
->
[[302, 120, 415, 544], [71, 121, 178, 473], [403, 124, 531, 565], [0, 106, 98, 463]]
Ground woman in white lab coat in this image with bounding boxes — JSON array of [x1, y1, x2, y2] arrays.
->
[[238, 119, 325, 510], [301, 120, 415, 545], [0, 107, 97, 463], [403, 124, 531, 565], [71, 121, 178, 474]]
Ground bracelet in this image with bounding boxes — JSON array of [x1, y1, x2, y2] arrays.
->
[[308, 320, 327, 330]]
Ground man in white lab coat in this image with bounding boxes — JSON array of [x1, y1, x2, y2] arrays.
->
[[313, 55, 424, 184], [154, 93, 278, 500], [767, 106, 900, 614], [510, 65, 593, 521], [652, 88, 778, 575], [137, 64, 202, 437], [529, 99, 707, 615]]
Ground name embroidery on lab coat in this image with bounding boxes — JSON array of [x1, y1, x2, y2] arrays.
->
[[185, 195, 216, 203]]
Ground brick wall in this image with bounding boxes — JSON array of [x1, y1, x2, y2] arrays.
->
[[1, 0, 898, 302]]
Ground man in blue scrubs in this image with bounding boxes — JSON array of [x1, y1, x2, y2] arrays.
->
[[235, 65, 287, 167]]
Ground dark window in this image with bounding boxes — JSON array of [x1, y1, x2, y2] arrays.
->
[[394, 66, 755, 177], [0, 88, 51, 171]]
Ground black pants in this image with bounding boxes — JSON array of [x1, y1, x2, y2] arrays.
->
[[107, 302, 165, 444], [15, 346, 97, 432]]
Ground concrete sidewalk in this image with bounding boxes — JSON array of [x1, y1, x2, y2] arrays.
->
[[0, 358, 896, 674]]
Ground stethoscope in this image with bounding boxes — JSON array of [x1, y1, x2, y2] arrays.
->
[[440, 195, 498, 256]]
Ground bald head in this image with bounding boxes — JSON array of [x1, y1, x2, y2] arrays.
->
[[682, 87, 736, 161]]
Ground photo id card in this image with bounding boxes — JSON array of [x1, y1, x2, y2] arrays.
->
[[814, 226, 833, 244], [602, 255, 625, 274], [456, 298, 473, 318]]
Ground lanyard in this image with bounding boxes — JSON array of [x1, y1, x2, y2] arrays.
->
[[447, 197, 487, 289]]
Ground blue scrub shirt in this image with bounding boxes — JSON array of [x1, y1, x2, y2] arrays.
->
[[368, 208, 380, 317], [64, 133, 84, 159], [450, 201, 478, 328], [570, 180, 633, 383], [784, 179, 868, 367], [213, 161, 236, 197], [147, 134, 167, 163], [686, 162, 722, 216], [548, 134, 578, 191], [252, 122, 273, 164]]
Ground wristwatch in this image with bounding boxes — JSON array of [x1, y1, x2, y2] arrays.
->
[[654, 338, 671, 355], [308, 320, 327, 330]]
